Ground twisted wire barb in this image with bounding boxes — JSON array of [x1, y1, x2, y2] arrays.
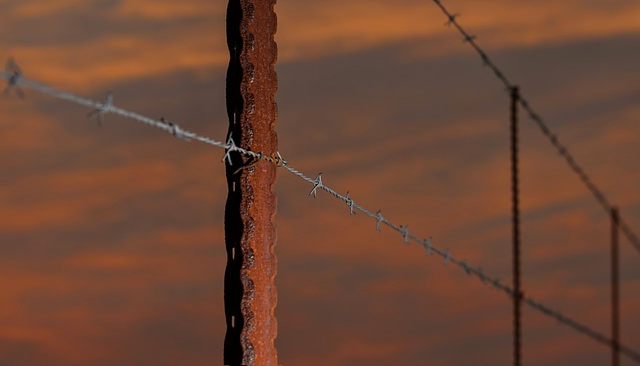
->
[[429, 0, 640, 256], [2, 66, 640, 364]]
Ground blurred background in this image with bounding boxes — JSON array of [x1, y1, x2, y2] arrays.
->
[[0, 0, 639, 364]]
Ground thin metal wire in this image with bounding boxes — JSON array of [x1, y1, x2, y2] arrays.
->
[[429, 0, 640, 257], [2, 67, 640, 364]]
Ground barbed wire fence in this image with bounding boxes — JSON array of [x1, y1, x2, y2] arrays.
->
[[2, 59, 640, 362], [429, 1, 639, 364], [430, 0, 640, 257]]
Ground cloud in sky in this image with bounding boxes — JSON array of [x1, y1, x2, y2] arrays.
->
[[0, 0, 639, 365], [3, 0, 640, 88], [277, 0, 640, 61]]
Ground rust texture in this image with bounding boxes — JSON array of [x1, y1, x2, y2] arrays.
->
[[224, 0, 278, 365]]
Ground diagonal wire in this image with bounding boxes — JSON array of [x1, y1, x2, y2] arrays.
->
[[282, 167, 640, 365], [0, 70, 282, 166], [2, 68, 640, 364], [429, 0, 640, 257]]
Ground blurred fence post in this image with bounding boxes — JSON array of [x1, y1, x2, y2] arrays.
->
[[510, 86, 522, 366], [611, 207, 620, 366], [224, 0, 279, 365]]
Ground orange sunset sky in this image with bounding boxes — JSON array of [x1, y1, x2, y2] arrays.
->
[[1, 0, 640, 365]]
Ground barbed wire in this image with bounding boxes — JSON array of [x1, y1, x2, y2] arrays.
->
[[2, 63, 639, 364], [0, 67, 286, 167], [429, 0, 640, 256]]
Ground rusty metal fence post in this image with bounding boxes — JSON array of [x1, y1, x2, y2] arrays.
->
[[224, 0, 279, 365]]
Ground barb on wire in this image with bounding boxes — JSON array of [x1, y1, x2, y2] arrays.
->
[[274, 151, 287, 167], [309, 173, 323, 197], [345, 191, 356, 215], [463, 34, 477, 43], [87, 92, 114, 126], [445, 13, 459, 26], [401, 225, 410, 244], [3, 57, 25, 99], [375, 211, 384, 231], [429, 0, 640, 256], [2, 62, 640, 364], [423, 237, 433, 256], [161, 117, 190, 141]]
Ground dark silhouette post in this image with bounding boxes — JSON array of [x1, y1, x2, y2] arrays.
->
[[510, 86, 522, 366], [224, 0, 279, 365], [611, 207, 620, 366]]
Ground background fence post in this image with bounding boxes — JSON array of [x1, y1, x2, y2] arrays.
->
[[611, 207, 620, 366], [510, 86, 522, 366], [224, 0, 279, 365]]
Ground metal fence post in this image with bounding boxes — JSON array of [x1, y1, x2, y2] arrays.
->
[[611, 207, 620, 366], [510, 86, 522, 366], [224, 0, 279, 365]]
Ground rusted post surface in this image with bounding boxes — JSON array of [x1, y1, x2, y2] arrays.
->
[[224, 0, 278, 365]]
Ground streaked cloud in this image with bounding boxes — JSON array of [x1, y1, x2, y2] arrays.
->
[[0, 1, 639, 365], [277, 0, 640, 62], [3, 0, 640, 91]]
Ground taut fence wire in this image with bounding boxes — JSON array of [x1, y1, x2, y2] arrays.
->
[[2, 64, 640, 363]]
